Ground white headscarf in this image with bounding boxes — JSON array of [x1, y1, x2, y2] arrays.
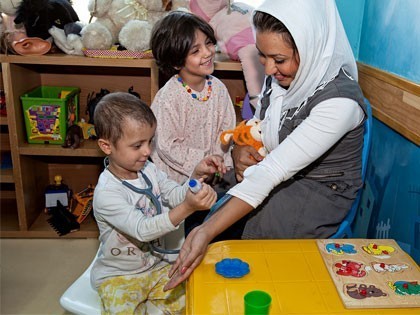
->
[[255, 0, 358, 151]]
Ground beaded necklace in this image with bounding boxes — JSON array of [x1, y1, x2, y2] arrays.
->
[[176, 75, 213, 102]]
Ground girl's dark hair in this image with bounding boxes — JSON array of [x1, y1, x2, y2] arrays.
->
[[151, 11, 217, 77], [253, 11, 298, 57], [94, 92, 156, 145]]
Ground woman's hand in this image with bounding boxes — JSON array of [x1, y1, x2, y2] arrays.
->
[[164, 196, 254, 291], [163, 225, 211, 291], [232, 145, 263, 182]]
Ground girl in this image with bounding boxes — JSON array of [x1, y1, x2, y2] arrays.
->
[[150, 11, 244, 239], [150, 11, 236, 186]]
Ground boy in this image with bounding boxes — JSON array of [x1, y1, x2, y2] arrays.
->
[[91, 92, 225, 314]]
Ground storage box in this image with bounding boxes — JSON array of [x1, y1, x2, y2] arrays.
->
[[21, 86, 80, 144]]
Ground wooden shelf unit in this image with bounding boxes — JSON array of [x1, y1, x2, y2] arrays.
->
[[0, 53, 245, 238], [1, 64, 18, 230]]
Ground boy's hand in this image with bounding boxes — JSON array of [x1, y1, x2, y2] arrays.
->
[[192, 155, 227, 180], [184, 181, 217, 212]]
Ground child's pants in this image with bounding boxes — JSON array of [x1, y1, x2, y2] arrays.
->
[[98, 263, 185, 315]]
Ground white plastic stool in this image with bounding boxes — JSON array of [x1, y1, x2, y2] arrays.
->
[[60, 250, 101, 315], [60, 228, 185, 314], [60, 248, 164, 315]]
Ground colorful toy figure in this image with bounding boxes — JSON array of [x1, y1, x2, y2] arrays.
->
[[335, 260, 367, 277], [44, 175, 71, 214], [371, 262, 409, 273], [345, 283, 387, 300], [362, 243, 395, 258], [220, 118, 267, 157], [77, 119, 97, 140], [388, 281, 420, 296], [325, 242, 357, 255], [70, 185, 95, 224]]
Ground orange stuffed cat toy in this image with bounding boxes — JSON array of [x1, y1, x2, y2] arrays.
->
[[220, 118, 267, 157]]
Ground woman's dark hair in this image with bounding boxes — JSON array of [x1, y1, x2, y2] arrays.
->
[[150, 11, 217, 77], [253, 11, 298, 57]]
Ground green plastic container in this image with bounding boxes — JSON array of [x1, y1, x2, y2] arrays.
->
[[21, 86, 80, 144]]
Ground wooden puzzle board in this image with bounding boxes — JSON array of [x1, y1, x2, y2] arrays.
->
[[317, 239, 420, 309]]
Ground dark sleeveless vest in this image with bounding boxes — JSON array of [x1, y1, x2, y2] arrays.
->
[[279, 68, 367, 182], [241, 68, 367, 239]]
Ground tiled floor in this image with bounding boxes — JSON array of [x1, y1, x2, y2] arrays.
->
[[1, 238, 99, 315]]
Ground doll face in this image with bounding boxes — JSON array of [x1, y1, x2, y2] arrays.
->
[[256, 31, 300, 88], [101, 118, 155, 180], [179, 29, 216, 87]]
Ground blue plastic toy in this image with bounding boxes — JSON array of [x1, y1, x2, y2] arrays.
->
[[215, 258, 250, 278]]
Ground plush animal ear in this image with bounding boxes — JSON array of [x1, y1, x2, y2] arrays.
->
[[220, 130, 234, 145], [12, 37, 52, 55], [246, 117, 261, 126]]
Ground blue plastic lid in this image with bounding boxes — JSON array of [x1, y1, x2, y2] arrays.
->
[[188, 179, 202, 193], [189, 179, 198, 188], [215, 258, 250, 278]]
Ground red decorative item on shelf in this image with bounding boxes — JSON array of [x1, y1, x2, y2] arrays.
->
[[0, 90, 6, 116]]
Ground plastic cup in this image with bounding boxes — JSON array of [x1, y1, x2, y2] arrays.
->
[[244, 290, 272, 314]]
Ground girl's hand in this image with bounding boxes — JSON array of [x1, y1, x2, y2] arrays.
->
[[232, 145, 263, 182], [184, 181, 217, 211], [193, 155, 227, 180], [163, 225, 211, 291]]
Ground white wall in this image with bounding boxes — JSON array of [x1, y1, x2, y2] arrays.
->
[[72, 0, 90, 24], [72, 0, 264, 23]]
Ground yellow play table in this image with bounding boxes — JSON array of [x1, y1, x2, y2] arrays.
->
[[185, 239, 419, 314]]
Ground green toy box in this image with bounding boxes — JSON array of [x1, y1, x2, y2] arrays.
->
[[21, 86, 80, 144]]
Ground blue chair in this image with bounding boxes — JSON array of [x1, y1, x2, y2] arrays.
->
[[329, 98, 372, 239]]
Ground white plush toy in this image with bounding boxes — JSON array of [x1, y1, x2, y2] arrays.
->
[[49, 22, 85, 55], [80, 0, 189, 52], [0, 0, 25, 43]]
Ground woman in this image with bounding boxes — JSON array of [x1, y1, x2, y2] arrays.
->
[[164, 0, 367, 290]]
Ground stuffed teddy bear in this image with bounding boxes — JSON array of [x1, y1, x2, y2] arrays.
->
[[220, 118, 267, 157], [190, 0, 264, 108], [75, 0, 189, 54]]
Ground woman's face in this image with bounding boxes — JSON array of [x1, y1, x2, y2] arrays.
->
[[256, 31, 300, 88]]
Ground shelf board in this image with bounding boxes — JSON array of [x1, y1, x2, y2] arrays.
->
[[0, 53, 155, 68], [0, 53, 242, 71], [0, 168, 14, 183], [214, 54, 243, 71], [0, 210, 99, 238], [18, 139, 104, 157]]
